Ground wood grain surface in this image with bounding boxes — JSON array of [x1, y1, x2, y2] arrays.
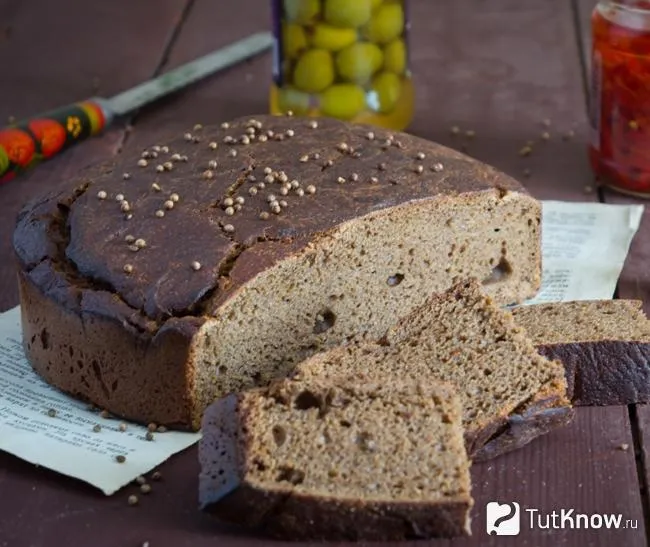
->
[[0, 0, 647, 546]]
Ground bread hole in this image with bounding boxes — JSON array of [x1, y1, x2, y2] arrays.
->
[[217, 365, 228, 375], [356, 431, 377, 452], [494, 227, 501, 232], [483, 369, 492, 376], [253, 459, 268, 471], [276, 466, 305, 485], [294, 390, 321, 411], [40, 328, 50, 350], [272, 425, 287, 447], [313, 309, 336, 334], [482, 256, 513, 285], [386, 273, 404, 287], [340, 419, 352, 428]]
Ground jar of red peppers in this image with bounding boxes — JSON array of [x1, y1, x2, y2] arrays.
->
[[269, 0, 414, 131], [589, 1, 650, 196]]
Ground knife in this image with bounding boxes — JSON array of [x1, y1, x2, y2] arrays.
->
[[0, 31, 273, 184]]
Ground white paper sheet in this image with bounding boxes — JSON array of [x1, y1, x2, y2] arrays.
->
[[0, 200, 643, 495], [523, 200, 644, 305], [0, 308, 200, 495]]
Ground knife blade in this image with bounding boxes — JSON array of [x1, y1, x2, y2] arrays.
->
[[0, 31, 273, 184]]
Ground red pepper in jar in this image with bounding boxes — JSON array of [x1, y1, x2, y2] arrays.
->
[[589, 1, 650, 196]]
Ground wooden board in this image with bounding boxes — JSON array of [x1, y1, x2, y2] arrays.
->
[[0, 0, 193, 312]]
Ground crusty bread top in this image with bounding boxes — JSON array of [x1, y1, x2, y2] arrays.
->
[[14, 114, 528, 324]]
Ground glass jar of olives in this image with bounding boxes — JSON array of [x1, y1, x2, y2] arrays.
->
[[269, 0, 414, 131]]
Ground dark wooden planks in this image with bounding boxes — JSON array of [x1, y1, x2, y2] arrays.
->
[[0, 409, 644, 547], [0, 1, 646, 546], [125, 0, 274, 145], [0, 0, 192, 312]]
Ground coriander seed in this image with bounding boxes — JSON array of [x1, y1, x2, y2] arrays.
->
[[152, 182, 161, 191], [137, 159, 148, 168], [156, 165, 164, 173], [145, 431, 154, 441], [127, 495, 139, 506], [47, 408, 57, 417], [223, 224, 235, 233], [123, 173, 131, 180], [225, 206, 235, 216], [93, 424, 101, 432], [191, 261, 202, 271], [97, 191, 107, 200], [140, 484, 152, 494], [259, 211, 270, 220], [306, 185, 316, 194], [123, 264, 133, 274], [116, 454, 126, 463]]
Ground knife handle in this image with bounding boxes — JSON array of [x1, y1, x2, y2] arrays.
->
[[0, 99, 110, 184]]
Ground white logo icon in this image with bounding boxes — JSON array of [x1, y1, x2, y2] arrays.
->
[[486, 501, 521, 535]]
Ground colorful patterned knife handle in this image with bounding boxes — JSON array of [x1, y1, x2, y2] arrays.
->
[[0, 99, 109, 184]]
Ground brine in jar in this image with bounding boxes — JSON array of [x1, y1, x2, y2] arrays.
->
[[269, 0, 414, 131], [589, 1, 650, 196]]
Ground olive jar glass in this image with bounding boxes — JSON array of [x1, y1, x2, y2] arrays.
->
[[269, 0, 414, 131]]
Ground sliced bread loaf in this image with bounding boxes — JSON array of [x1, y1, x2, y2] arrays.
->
[[292, 279, 573, 461], [15, 114, 542, 430], [199, 378, 473, 541], [512, 300, 650, 405]]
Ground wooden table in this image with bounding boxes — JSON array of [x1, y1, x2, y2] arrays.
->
[[1, 1, 648, 545]]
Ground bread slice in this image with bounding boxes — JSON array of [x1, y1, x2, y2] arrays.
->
[[292, 279, 573, 461], [512, 300, 650, 405], [199, 378, 473, 541]]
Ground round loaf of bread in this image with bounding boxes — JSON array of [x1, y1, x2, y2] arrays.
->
[[13, 115, 541, 429]]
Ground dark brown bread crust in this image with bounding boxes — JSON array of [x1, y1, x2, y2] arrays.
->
[[537, 342, 650, 406], [14, 114, 536, 428], [471, 384, 575, 462], [199, 394, 472, 541]]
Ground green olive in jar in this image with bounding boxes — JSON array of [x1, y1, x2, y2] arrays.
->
[[383, 38, 406, 74], [320, 84, 367, 120], [311, 24, 358, 51], [336, 42, 383, 85], [283, 0, 320, 24], [371, 71, 402, 113], [323, 0, 373, 28], [277, 86, 312, 115], [293, 49, 335, 93], [363, 2, 404, 44], [283, 23, 308, 58]]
